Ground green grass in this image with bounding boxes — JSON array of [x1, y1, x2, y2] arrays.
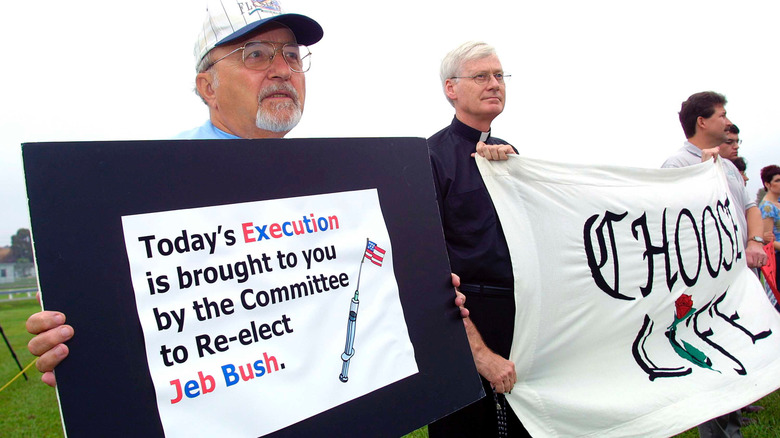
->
[[670, 390, 780, 437], [403, 427, 427, 438], [402, 394, 780, 438], [1, 295, 778, 437], [0, 299, 63, 437]]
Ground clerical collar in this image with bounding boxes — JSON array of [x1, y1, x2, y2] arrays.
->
[[451, 116, 491, 143]]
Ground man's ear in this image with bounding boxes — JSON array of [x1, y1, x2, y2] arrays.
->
[[444, 78, 458, 102], [196, 72, 218, 108], [696, 115, 706, 131]]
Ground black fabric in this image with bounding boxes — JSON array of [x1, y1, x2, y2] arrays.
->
[[428, 117, 515, 290], [429, 377, 531, 438], [428, 117, 526, 437]]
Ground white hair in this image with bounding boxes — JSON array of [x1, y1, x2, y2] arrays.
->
[[254, 82, 303, 132], [439, 41, 497, 107]]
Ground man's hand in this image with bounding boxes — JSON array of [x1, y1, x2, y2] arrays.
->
[[26, 293, 72, 387], [474, 349, 517, 394], [462, 311, 517, 393], [746, 240, 768, 268], [701, 147, 720, 163], [472, 142, 516, 161], [452, 273, 469, 318]]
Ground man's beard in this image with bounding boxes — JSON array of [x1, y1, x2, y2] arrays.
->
[[255, 83, 302, 132]]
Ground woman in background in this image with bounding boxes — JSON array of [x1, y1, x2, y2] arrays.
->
[[759, 165, 780, 285]]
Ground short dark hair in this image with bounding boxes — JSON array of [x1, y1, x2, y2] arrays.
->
[[679, 91, 727, 138], [727, 124, 739, 134], [731, 156, 747, 172], [760, 165, 780, 186]]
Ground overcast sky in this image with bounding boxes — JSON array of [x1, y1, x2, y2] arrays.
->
[[1, 0, 778, 243]]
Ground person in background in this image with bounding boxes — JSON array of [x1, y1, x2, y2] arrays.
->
[[717, 123, 747, 185], [732, 157, 748, 185], [718, 124, 741, 161], [759, 165, 780, 286], [662, 91, 768, 438], [725, 132, 769, 416]]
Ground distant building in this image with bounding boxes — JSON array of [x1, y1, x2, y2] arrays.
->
[[0, 247, 16, 283], [0, 246, 35, 284]]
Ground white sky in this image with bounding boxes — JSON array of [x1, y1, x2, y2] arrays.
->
[[1, 0, 778, 243]]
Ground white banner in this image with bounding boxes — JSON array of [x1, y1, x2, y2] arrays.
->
[[121, 189, 417, 437], [477, 156, 780, 437]]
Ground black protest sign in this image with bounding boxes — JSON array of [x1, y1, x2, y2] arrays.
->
[[23, 138, 483, 438]]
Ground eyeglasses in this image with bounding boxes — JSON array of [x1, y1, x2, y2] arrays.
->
[[207, 41, 311, 73], [724, 139, 743, 145], [450, 73, 510, 84]]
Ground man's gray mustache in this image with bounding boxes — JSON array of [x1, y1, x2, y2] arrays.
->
[[258, 84, 300, 107]]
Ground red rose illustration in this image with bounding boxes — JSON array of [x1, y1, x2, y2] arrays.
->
[[675, 294, 693, 319]]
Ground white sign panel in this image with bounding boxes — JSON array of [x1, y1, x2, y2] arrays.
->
[[122, 189, 417, 437]]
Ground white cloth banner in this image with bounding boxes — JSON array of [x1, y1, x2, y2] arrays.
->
[[477, 156, 780, 437]]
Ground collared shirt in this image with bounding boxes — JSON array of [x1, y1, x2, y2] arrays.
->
[[662, 141, 754, 242], [173, 120, 240, 140], [428, 116, 514, 289]]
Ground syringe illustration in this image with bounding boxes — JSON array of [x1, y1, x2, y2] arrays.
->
[[339, 291, 359, 382], [339, 238, 385, 383]]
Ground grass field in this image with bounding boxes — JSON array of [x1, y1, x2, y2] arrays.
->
[[0, 298, 63, 437], [1, 289, 778, 437]]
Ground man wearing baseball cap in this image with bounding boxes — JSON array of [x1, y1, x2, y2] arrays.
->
[[25, 0, 326, 385], [180, 0, 323, 139], [25, 0, 471, 390]]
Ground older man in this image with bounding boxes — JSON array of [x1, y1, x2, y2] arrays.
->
[[26, 0, 469, 389], [178, 1, 321, 140], [427, 41, 529, 438], [27, 0, 323, 387]]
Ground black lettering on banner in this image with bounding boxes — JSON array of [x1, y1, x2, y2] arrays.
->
[[674, 209, 701, 287], [583, 211, 633, 301], [586, 201, 739, 302], [632, 290, 773, 380], [701, 206, 722, 278], [631, 314, 692, 381], [631, 212, 673, 298], [660, 209, 678, 292], [692, 295, 746, 375], [716, 199, 737, 271], [711, 292, 772, 346]]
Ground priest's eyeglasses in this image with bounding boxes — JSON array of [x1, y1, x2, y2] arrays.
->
[[450, 73, 510, 84]]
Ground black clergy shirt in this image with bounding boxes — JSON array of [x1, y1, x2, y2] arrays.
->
[[428, 116, 516, 358], [428, 116, 515, 290]]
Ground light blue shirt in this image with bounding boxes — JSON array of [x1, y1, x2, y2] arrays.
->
[[172, 120, 240, 140]]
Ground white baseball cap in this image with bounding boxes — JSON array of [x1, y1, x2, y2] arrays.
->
[[195, 0, 323, 68]]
